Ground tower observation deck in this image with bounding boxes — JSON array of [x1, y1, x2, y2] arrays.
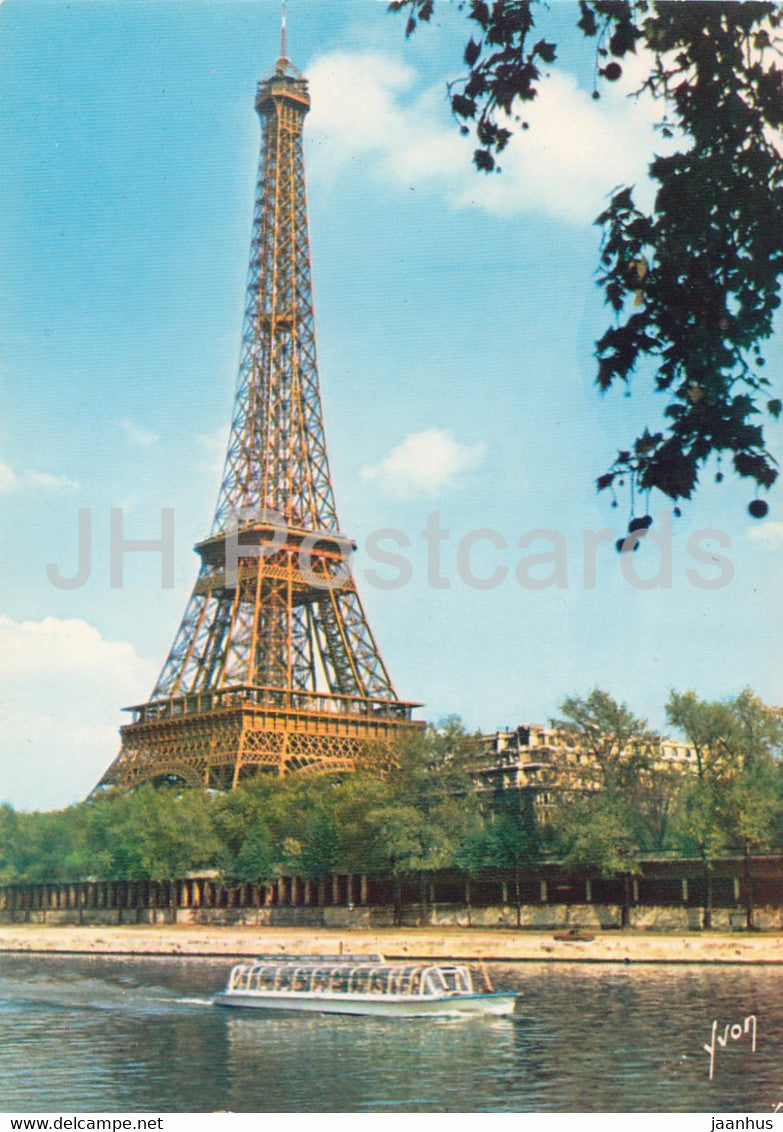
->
[[97, 44, 422, 790]]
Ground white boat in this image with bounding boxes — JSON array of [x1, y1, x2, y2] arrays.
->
[[213, 954, 517, 1017]]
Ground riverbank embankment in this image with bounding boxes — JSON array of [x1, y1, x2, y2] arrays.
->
[[1, 923, 782, 963]]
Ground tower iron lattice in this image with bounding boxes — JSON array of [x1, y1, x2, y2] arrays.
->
[[98, 44, 421, 791]]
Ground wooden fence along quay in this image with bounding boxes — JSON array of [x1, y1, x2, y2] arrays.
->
[[1, 857, 782, 931]]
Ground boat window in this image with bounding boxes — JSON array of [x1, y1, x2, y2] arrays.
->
[[355, 966, 376, 993], [311, 968, 330, 992], [440, 968, 462, 992], [455, 966, 472, 993], [392, 966, 412, 995], [329, 969, 350, 992], [404, 970, 422, 995], [423, 969, 447, 995], [292, 968, 310, 991], [275, 968, 293, 992], [370, 969, 387, 994]]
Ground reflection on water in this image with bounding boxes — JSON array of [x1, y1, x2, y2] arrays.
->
[[224, 1010, 519, 1111], [0, 954, 781, 1112]]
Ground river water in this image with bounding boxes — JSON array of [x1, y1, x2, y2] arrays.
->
[[0, 954, 781, 1112]]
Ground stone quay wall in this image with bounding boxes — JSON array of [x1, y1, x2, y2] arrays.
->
[[1, 857, 781, 931]]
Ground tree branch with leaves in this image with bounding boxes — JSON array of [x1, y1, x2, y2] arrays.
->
[[390, 0, 783, 527]]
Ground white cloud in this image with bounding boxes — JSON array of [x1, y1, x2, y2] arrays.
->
[[196, 425, 230, 456], [0, 616, 157, 810], [307, 48, 670, 225], [121, 418, 159, 448], [746, 521, 783, 547], [25, 470, 80, 491], [0, 460, 79, 495], [0, 461, 17, 494], [195, 424, 230, 479], [361, 427, 486, 498]]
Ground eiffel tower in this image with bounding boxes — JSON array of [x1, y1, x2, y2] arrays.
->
[[98, 26, 421, 791]]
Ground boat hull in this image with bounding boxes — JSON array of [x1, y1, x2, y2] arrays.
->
[[213, 990, 517, 1018]]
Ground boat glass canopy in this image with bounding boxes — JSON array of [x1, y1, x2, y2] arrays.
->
[[225, 957, 473, 998]]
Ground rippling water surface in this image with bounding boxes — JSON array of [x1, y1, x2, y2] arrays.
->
[[0, 954, 781, 1112]]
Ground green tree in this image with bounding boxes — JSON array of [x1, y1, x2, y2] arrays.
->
[[227, 818, 277, 883], [266, 775, 345, 879], [391, 1, 783, 520], [363, 718, 484, 920], [0, 803, 20, 883], [717, 689, 783, 927], [667, 688, 783, 927], [558, 791, 643, 924], [211, 775, 280, 868], [479, 797, 539, 925], [770, 758, 783, 850], [667, 690, 736, 926], [83, 785, 221, 881], [552, 687, 660, 795], [549, 689, 659, 923], [551, 687, 680, 852], [384, 715, 481, 804], [4, 807, 87, 883], [558, 793, 643, 877], [329, 772, 395, 873]]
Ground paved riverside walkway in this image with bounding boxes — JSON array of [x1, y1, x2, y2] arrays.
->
[[1, 924, 782, 963]]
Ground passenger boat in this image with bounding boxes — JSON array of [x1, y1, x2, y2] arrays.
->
[[213, 954, 517, 1017]]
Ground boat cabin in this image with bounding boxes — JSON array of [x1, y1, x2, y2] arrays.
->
[[225, 957, 474, 998]]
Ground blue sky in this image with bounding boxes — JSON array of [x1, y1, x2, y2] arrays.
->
[[1, 0, 781, 810]]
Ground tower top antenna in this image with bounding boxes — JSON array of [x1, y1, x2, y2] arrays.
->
[[272, 0, 302, 79], [278, 0, 288, 66]]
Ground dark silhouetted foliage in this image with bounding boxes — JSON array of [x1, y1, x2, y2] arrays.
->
[[389, 1, 783, 518]]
